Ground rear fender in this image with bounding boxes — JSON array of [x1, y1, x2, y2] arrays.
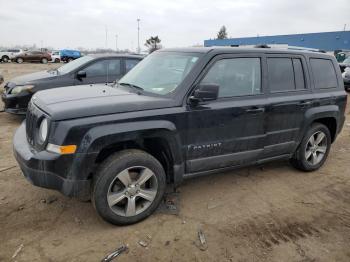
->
[[297, 105, 339, 147]]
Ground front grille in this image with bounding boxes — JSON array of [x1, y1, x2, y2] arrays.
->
[[25, 101, 44, 149], [26, 102, 37, 146]]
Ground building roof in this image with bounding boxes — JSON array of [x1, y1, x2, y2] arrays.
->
[[204, 30, 350, 51]]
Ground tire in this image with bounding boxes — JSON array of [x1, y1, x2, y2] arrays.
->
[[68, 58, 73, 62], [16, 58, 23, 64], [54, 58, 60, 63], [92, 149, 166, 225], [1, 56, 9, 63], [41, 58, 48, 64], [290, 123, 331, 171]]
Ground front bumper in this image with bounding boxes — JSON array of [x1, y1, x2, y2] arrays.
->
[[13, 122, 91, 199], [1, 91, 30, 114]]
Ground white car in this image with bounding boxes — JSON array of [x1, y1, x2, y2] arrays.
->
[[0, 49, 23, 62], [50, 50, 61, 63]]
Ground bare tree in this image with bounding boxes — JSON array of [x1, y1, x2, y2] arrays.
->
[[217, 26, 228, 39], [145, 36, 162, 53]]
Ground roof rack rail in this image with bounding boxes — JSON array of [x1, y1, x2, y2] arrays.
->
[[254, 44, 271, 48], [252, 44, 326, 53]]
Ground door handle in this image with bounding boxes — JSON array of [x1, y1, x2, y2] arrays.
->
[[245, 107, 265, 114], [299, 101, 312, 107]]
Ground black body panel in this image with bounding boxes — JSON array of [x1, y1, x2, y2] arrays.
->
[[13, 47, 347, 198]]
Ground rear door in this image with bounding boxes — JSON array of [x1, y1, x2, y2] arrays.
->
[[106, 58, 123, 82], [124, 58, 141, 75], [32, 51, 42, 62], [263, 55, 312, 159], [184, 54, 267, 174]]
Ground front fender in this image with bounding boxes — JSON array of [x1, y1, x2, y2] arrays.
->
[[71, 120, 184, 180]]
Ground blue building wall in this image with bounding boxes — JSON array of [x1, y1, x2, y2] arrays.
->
[[204, 31, 350, 51]]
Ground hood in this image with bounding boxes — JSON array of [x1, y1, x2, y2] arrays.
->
[[33, 84, 174, 120], [9, 70, 57, 86]]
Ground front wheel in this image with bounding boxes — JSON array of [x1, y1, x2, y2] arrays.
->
[[92, 149, 166, 225], [41, 58, 48, 64], [290, 123, 331, 171]]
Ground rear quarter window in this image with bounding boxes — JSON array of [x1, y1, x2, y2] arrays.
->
[[310, 58, 338, 89]]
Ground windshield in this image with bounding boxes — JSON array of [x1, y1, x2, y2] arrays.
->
[[57, 56, 94, 74], [118, 52, 201, 95]]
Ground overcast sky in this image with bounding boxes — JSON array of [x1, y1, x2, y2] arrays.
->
[[0, 0, 348, 51]]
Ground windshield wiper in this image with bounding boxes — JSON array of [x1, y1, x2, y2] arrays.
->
[[118, 82, 144, 91]]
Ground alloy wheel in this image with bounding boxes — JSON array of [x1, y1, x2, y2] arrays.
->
[[107, 166, 158, 217], [305, 131, 327, 165]]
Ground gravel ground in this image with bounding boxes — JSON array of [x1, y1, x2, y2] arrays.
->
[[1, 63, 350, 262]]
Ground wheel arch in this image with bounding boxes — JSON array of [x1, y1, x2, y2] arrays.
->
[[73, 120, 184, 184], [303, 105, 339, 143]]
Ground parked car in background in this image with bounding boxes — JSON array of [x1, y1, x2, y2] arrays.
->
[[12, 47, 347, 225], [1, 54, 143, 114], [342, 67, 350, 91], [60, 49, 81, 62], [339, 57, 350, 72], [335, 51, 350, 63], [50, 50, 61, 63], [12, 51, 51, 64], [0, 49, 23, 62]]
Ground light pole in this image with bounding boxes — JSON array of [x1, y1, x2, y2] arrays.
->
[[137, 18, 140, 53], [115, 34, 118, 52], [105, 25, 108, 49]]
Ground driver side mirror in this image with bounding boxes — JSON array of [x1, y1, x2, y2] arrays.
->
[[77, 70, 86, 80], [189, 83, 219, 105]]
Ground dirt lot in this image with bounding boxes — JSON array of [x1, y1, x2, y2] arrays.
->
[[1, 63, 350, 262]]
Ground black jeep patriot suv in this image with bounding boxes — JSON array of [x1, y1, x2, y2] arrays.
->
[[13, 47, 347, 225]]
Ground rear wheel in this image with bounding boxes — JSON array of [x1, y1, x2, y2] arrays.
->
[[16, 58, 23, 63], [54, 58, 60, 63], [1, 56, 9, 62], [41, 58, 48, 64], [290, 123, 331, 171], [92, 149, 166, 225]]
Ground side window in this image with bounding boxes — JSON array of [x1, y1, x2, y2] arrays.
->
[[108, 59, 121, 75], [310, 58, 337, 89], [84, 60, 108, 77], [267, 58, 295, 92], [125, 59, 140, 73], [201, 58, 261, 98], [292, 59, 306, 90]]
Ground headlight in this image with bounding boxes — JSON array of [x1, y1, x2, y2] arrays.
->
[[38, 118, 48, 143], [11, 85, 34, 95]]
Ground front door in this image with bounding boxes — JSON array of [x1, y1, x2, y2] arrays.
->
[[75, 59, 122, 85], [184, 55, 267, 174]]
